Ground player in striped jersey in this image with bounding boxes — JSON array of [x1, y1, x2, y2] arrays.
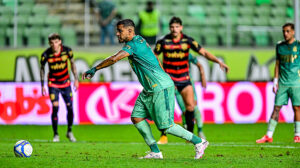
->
[[40, 33, 78, 142], [154, 16, 229, 135]]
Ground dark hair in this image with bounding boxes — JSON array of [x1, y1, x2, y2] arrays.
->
[[48, 33, 61, 42], [169, 16, 182, 26], [282, 23, 294, 30], [117, 19, 135, 28]]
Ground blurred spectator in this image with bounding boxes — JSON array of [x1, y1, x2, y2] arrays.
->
[[137, 1, 160, 45], [95, 0, 117, 45]]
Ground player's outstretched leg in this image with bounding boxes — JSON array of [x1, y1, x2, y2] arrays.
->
[[134, 120, 163, 159], [194, 106, 206, 139], [157, 131, 168, 144], [165, 124, 209, 159]]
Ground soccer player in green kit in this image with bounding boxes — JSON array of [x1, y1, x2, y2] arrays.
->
[[158, 53, 207, 144], [82, 19, 209, 159], [256, 23, 300, 143]]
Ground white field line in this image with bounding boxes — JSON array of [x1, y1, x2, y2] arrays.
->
[[1, 138, 299, 149]]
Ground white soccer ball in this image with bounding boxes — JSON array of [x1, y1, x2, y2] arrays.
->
[[14, 140, 33, 157]]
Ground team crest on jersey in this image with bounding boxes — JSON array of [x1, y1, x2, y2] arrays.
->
[[293, 46, 297, 52], [181, 43, 188, 50], [61, 55, 68, 61], [125, 45, 131, 50]]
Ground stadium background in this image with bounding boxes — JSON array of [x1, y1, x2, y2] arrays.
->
[[1, 0, 299, 125], [0, 1, 300, 167]]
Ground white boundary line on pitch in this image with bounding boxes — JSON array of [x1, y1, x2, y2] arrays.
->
[[1, 138, 299, 149]]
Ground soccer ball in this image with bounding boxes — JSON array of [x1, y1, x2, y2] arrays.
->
[[14, 140, 33, 157]]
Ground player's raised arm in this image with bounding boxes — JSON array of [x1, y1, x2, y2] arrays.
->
[[198, 48, 229, 73], [82, 50, 130, 80]]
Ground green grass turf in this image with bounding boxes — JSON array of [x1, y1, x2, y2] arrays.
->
[[0, 123, 299, 168]]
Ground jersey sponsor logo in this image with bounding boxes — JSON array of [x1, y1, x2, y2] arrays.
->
[[50, 62, 67, 70], [164, 51, 187, 59], [155, 43, 161, 52], [279, 54, 298, 63]]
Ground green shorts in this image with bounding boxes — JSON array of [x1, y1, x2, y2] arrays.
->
[[131, 86, 175, 129], [275, 86, 300, 106]]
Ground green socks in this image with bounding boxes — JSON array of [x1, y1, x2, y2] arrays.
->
[[165, 124, 202, 144], [295, 121, 300, 136], [266, 119, 278, 137], [134, 120, 159, 153], [194, 105, 203, 133]]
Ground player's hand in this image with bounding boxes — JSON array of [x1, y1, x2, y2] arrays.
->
[[82, 67, 96, 80], [41, 86, 46, 96], [73, 79, 79, 92], [219, 62, 229, 73]]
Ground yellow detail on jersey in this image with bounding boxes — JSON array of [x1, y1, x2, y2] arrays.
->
[[182, 38, 188, 42], [181, 43, 188, 50], [293, 46, 297, 52], [50, 94, 55, 100], [152, 84, 157, 88], [165, 39, 172, 42], [41, 56, 45, 61], [61, 55, 68, 61], [69, 50, 73, 57], [70, 92, 72, 97], [165, 52, 186, 59], [298, 70, 300, 77], [280, 54, 297, 63], [156, 43, 161, 52], [192, 41, 199, 48], [291, 55, 298, 63], [50, 62, 66, 70]]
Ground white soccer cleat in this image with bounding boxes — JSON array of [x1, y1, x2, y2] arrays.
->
[[139, 151, 163, 159], [66, 132, 76, 142], [198, 132, 206, 140], [53, 135, 60, 142], [194, 139, 209, 159]]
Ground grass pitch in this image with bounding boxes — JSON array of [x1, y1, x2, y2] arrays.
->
[[0, 123, 299, 168]]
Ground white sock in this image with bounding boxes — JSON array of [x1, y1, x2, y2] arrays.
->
[[266, 131, 274, 138]]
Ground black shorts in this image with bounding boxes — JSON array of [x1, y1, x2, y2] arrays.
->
[[175, 81, 192, 93], [48, 86, 73, 105]]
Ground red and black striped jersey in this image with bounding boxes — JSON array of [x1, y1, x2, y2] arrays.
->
[[154, 33, 201, 84], [41, 45, 73, 88]]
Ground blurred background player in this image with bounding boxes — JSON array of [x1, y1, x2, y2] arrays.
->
[[136, 1, 160, 45], [40, 33, 79, 142], [154, 16, 229, 135], [256, 23, 300, 143], [158, 53, 207, 144], [95, 0, 117, 45], [82, 19, 208, 159]]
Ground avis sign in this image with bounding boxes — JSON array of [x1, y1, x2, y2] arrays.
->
[[0, 82, 294, 125]]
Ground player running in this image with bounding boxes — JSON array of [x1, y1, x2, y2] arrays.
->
[[40, 33, 78, 142], [154, 16, 228, 135], [256, 23, 300, 143], [158, 53, 207, 144], [82, 19, 209, 159]]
